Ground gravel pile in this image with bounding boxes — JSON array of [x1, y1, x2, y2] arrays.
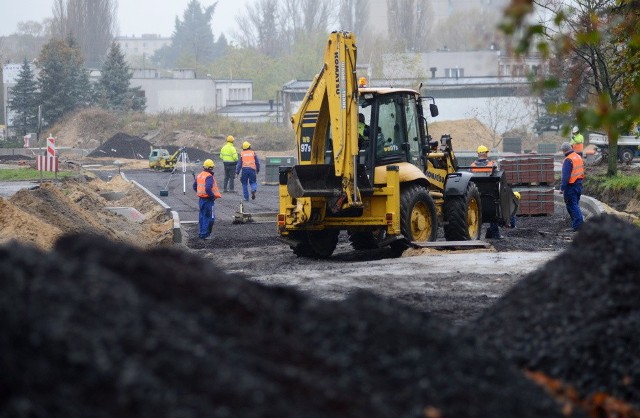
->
[[87, 133, 211, 162], [0, 233, 569, 418], [470, 214, 640, 407]]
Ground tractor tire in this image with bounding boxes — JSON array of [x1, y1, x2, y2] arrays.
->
[[348, 230, 382, 250], [618, 147, 635, 165], [443, 182, 482, 241], [393, 185, 437, 252], [291, 229, 339, 259]]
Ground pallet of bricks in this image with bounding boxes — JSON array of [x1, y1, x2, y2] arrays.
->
[[500, 154, 555, 217]]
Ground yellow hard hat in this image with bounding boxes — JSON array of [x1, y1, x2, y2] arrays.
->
[[477, 145, 489, 154], [203, 159, 215, 169], [242, 141, 251, 150], [226, 135, 235, 142], [514, 191, 521, 200], [358, 76, 367, 87]]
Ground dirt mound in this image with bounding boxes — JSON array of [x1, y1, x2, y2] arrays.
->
[[0, 174, 174, 250], [0, 233, 568, 418], [49, 107, 122, 149], [87, 132, 213, 162], [470, 215, 640, 408], [429, 118, 498, 151]]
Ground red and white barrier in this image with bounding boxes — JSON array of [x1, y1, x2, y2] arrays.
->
[[38, 135, 58, 172], [47, 135, 56, 157], [37, 155, 59, 172]]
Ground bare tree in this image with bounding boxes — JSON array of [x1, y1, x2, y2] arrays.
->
[[386, 0, 432, 52], [51, 0, 117, 68], [234, 0, 285, 57], [430, 8, 502, 51], [281, 0, 332, 45], [467, 94, 538, 150], [337, 0, 369, 35]]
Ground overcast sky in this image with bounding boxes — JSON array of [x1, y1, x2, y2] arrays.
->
[[0, 0, 251, 39]]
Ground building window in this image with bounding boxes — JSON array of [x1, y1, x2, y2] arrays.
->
[[444, 68, 463, 78]]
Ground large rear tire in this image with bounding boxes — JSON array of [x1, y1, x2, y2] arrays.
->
[[291, 230, 339, 259], [619, 147, 635, 164], [443, 182, 482, 241]]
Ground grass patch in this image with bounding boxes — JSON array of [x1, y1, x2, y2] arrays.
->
[[584, 174, 640, 192], [0, 168, 76, 181]]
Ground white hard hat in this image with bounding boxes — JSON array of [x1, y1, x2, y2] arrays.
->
[[572, 126, 579, 134]]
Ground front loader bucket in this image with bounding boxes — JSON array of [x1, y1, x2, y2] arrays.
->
[[470, 170, 517, 225], [287, 164, 373, 198]]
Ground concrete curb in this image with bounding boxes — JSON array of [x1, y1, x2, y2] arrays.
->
[[121, 173, 183, 244], [553, 191, 606, 219]]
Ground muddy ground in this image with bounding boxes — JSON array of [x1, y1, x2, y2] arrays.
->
[[2, 151, 640, 416]]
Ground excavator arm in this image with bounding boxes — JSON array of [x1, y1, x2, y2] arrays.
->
[[289, 31, 363, 210]]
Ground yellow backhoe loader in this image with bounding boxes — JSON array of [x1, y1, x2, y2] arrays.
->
[[278, 31, 516, 258]]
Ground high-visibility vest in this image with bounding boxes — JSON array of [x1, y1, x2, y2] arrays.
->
[[564, 152, 585, 184], [358, 122, 365, 137], [196, 171, 222, 198], [571, 133, 585, 153], [470, 159, 495, 173], [240, 149, 257, 170], [220, 142, 238, 162]]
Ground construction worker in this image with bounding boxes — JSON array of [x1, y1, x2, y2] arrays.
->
[[471, 145, 501, 238], [193, 159, 222, 240], [470, 145, 496, 173], [509, 191, 521, 228], [560, 142, 585, 231], [219, 135, 239, 192], [570, 126, 584, 157], [236, 141, 260, 201]]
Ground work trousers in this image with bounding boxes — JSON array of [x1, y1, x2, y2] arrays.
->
[[485, 222, 501, 239], [223, 162, 236, 191], [239, 168, 257, 201], [198, 197, 216, 238], [563, 182, 584, 231]]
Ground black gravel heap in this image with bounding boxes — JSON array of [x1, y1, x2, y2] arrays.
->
[[0, 234, 568, 418], [87, 132, 212, 162], [471, 214, 640, 407]]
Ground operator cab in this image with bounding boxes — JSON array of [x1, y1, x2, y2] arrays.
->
[[358, 90, 430, 176]]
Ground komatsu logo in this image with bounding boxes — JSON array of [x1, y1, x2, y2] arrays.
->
[[426, 170, 445, 184], [334, 51, 346, 109], [334, 51, 340, 95]]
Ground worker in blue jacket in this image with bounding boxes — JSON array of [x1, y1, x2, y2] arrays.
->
[[560, 142, 585, 231], [193, 159, 222, 240]]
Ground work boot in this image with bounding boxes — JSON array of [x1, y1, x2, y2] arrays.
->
[[251, 190, 256, 200]]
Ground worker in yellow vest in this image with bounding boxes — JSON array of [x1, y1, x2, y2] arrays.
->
[[236, 141, 260, 201], [570, 126, 584, 157], [219, 135, 239, 192]]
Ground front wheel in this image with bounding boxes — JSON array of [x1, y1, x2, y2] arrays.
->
[[397, 185, 438, 245], [443, 182, 482, 241]]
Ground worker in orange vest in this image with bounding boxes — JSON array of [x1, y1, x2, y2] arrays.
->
[[560, 142, 585, 231], [192, 159, 222, 240], [236, 141, 260, 202]]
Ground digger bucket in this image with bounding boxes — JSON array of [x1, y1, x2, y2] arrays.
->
[[286, 164, 373, 198], [470, 170, 517, 225]]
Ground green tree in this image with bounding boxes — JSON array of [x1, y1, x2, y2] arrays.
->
[[8, 59, 40, 136], [502, 0, 640, 176], [37, 37, 89, 125], [153, 0, 223, 69], [96, 42, 146, 111]]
